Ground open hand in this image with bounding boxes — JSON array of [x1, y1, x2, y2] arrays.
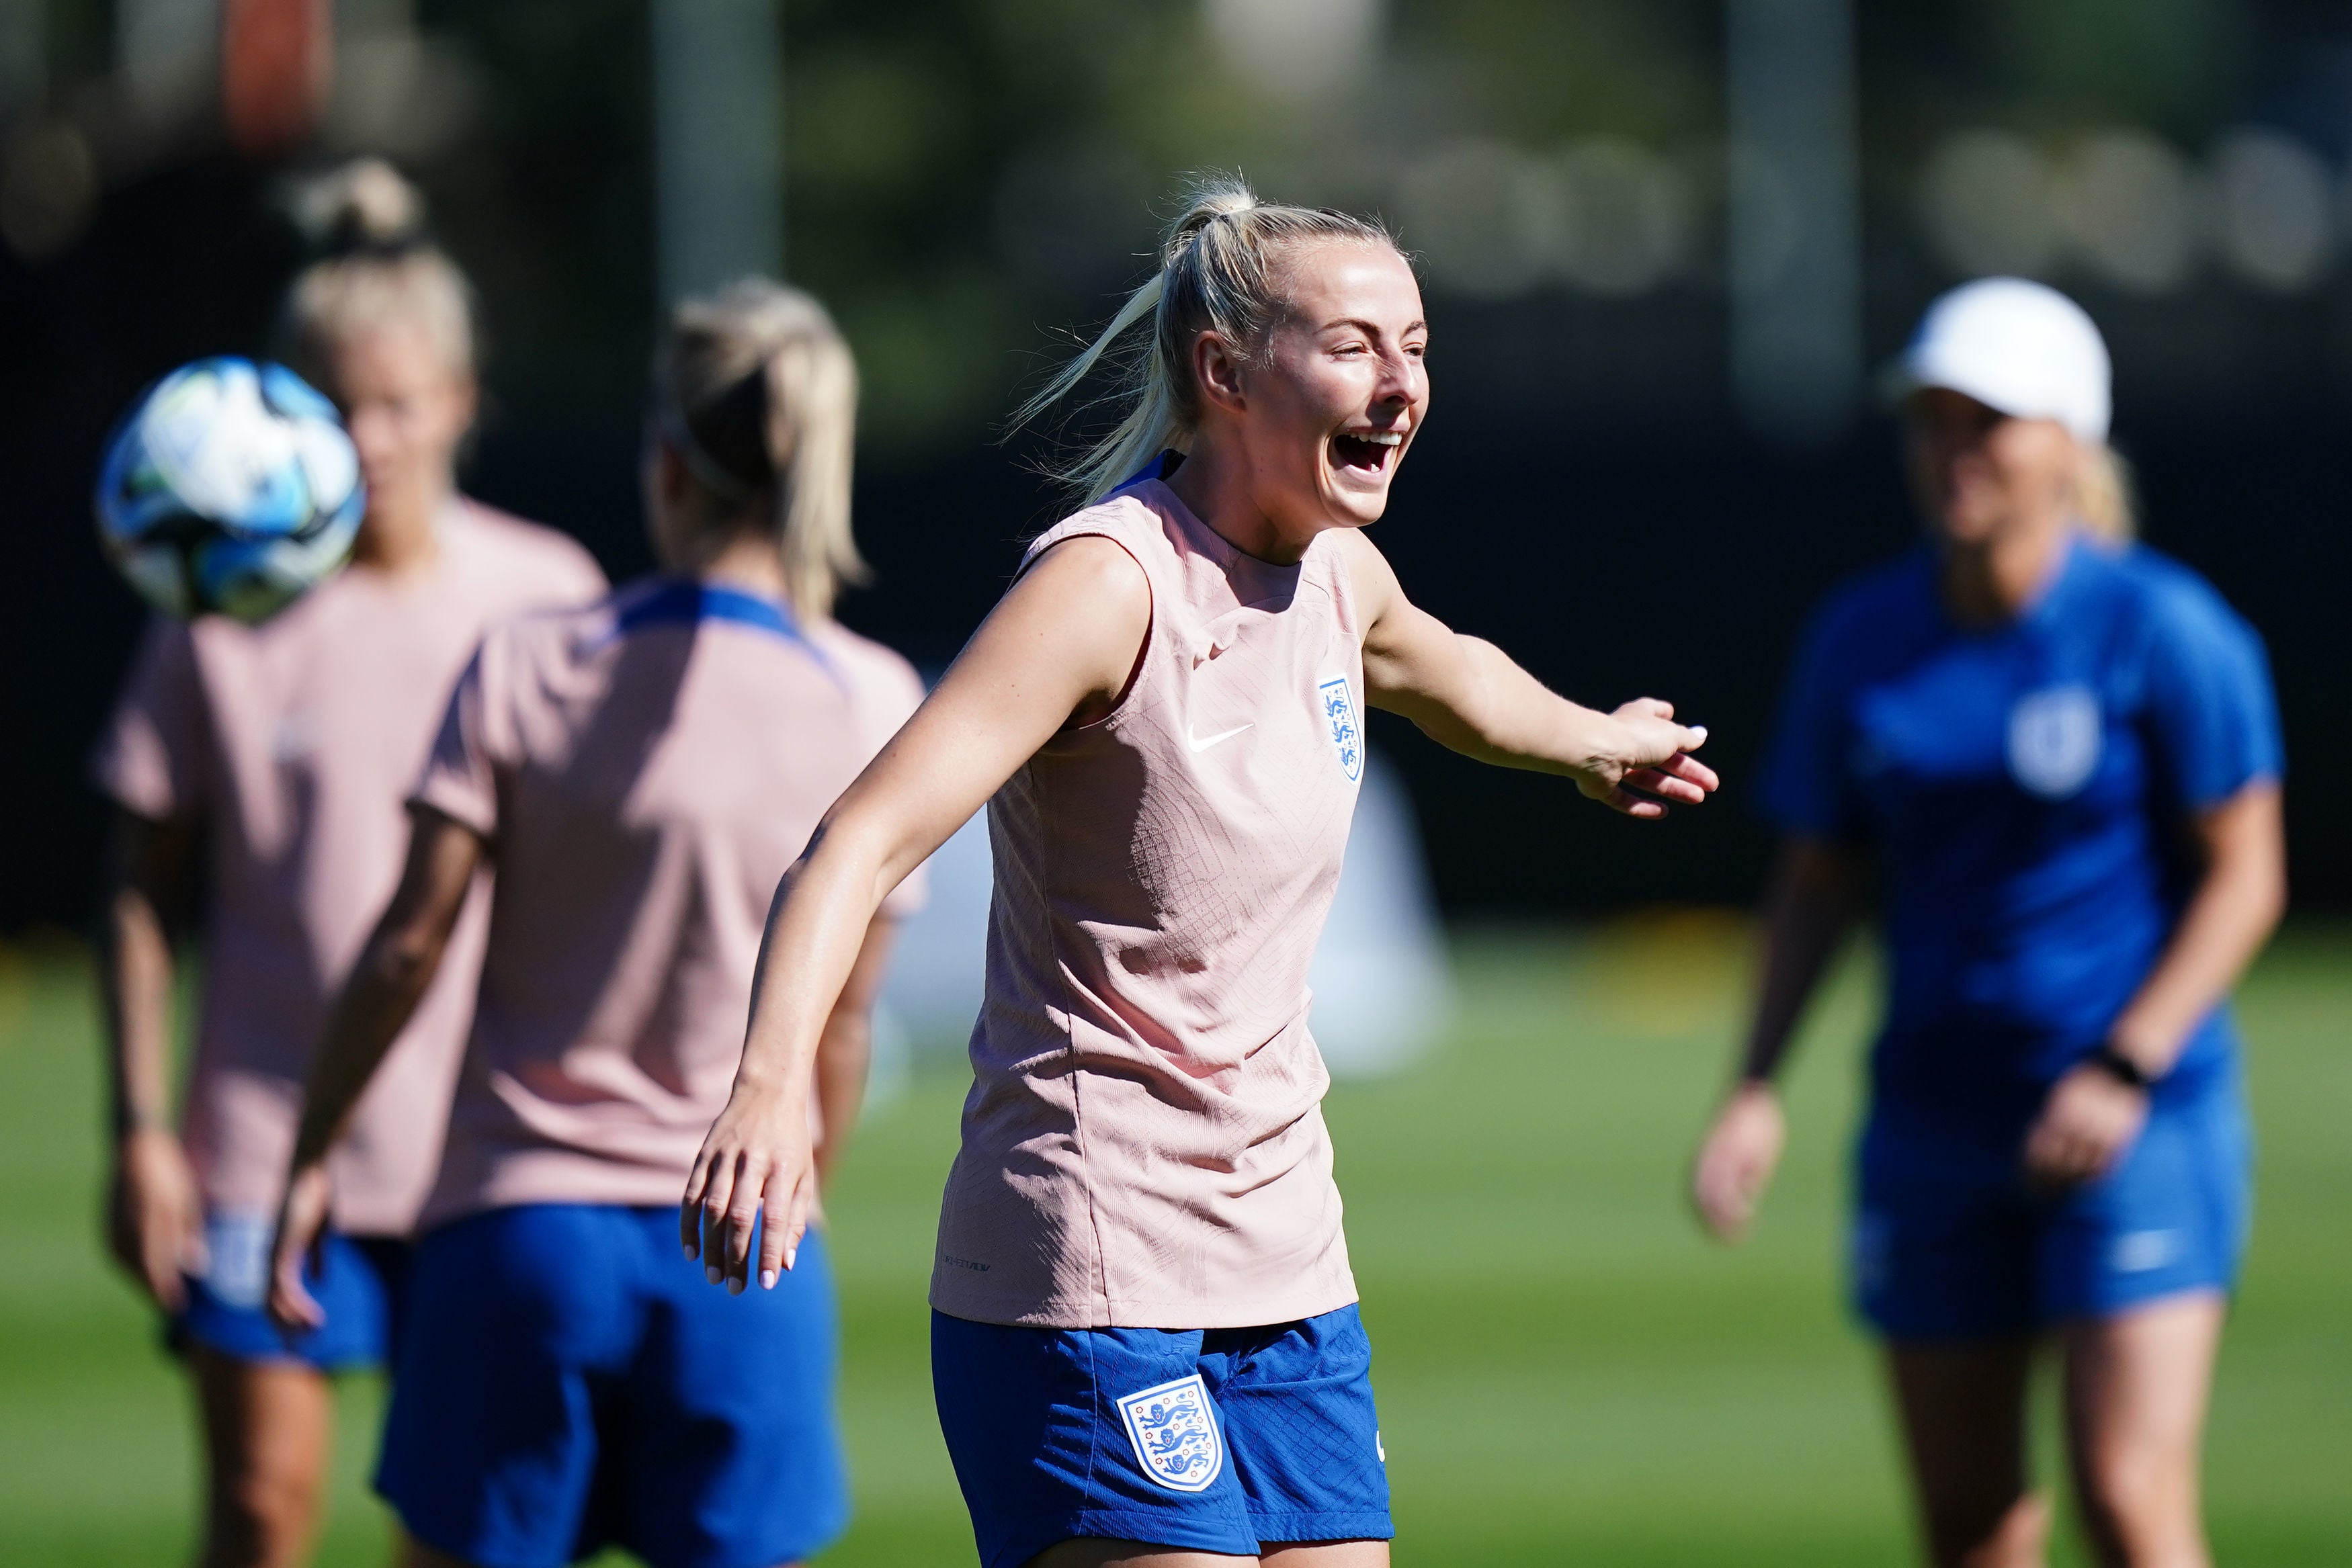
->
[[1581, 699, 1719, 818], [681, 1079, 816, 1294], [267, 1163, 334, 1333], [1691, 1082, 1786, 1243], [107, 1127, 206, 1311], [2022, 1064, 2148, 1190]]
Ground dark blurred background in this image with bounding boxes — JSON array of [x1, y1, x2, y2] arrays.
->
[[3, 0, 2348, 930]]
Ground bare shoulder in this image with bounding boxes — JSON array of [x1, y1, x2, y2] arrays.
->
[[1013, 531, 1152, 623], [1329, 525, 1404, 621], [960, 533, 1152, 701]]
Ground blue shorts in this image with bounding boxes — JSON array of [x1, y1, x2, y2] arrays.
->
[[933, 1303, 1392, 1568], [1855, 1072, 2253, 1340], [378, 1205, 846, 1568], [177, 1211, 408, 1370]]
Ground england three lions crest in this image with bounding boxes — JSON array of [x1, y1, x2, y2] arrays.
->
[[1115, 1374, 1224, 1492], [1318, 675, 1363, 783], [2007, 685, 2103, 799]]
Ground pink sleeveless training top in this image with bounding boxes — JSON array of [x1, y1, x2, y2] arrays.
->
[[931, 475, 1368, 1329]]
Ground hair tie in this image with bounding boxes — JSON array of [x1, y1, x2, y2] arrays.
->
[[655, 386, 765, 503]]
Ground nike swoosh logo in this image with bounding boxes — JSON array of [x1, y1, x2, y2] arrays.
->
[[1185, 722, 1253, 754]]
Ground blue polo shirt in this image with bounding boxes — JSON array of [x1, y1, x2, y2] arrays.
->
[[1758, 535, 2282, 1126]]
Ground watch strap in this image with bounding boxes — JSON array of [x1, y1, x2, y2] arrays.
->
[[2087, 1042, 2155, 1090]]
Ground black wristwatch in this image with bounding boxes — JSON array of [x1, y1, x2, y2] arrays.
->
[[2086, 1042, 2156, 1090]]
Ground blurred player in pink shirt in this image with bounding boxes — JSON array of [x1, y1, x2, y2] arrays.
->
[[93, 163, 604, 1568], [685, 178, 1718, 1568], [267, 279, 921, 1568]]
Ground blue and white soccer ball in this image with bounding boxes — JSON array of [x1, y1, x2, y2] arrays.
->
[[95, 357, 365, 624]]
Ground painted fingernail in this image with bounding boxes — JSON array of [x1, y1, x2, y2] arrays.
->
[[682, 1243, 696, 1259], [726, 1275, 745, 1296], [705, 1264, 721, 1284], [760, 1268, 778, 1290], [1689, 725, 1708, 743]]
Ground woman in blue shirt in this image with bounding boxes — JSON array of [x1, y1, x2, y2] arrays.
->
[[1692, 279, 2285, 1568]]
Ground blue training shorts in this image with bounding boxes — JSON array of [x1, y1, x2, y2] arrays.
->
[[933, 1303, 1392, 1568], [177, 1210, 407, 1371], [1854, 1071, 2253, 1340], [378, 1205, 846, 1568]]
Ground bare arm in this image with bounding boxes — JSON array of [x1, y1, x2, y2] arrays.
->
[[96, 808, 205, 1309], [2108, 783, 2285, 1076], [1691, 836, 1867, 1242], [2023, 782, 2285, 1186], [1335, 529, 1716, 815], [1734, 838, 1867, 1086], [99, 810, 196, 1139], [267, 807, 482, 1329], [811, 915, 899, 1190], [683, 536, 1152, 1292], [287, 807, 483, 1169]]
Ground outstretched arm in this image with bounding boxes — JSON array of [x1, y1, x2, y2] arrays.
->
[[683, 536, 1151, 1293], [267, 807, 483, 1329], [1691, 836, 1867, 1242], [1335, 529, 1716, 815]]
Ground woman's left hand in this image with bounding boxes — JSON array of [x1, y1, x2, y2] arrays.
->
[[1576, 699, 1718, 818], [2021, 1064, 2149, 1189], [681, 1076, 817, 1294]]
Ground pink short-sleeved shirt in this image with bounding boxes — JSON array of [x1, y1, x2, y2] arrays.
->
[[931, 478, 1367, 1330], [91, 501, 607, 1235], [413, 578, 925, 1229]]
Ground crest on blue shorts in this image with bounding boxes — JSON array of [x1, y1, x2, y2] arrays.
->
[[203, 1212, 273, 1309], [1114, 1373, 1224, 1492], [1318, 675, 1363, 783]]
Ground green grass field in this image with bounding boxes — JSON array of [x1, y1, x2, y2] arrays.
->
[[1, 918, 2344, 1565]]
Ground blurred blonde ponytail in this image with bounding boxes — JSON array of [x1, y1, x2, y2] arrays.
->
[[281, 159, 476, 384], [657, 278, 865, 619], [2073, 443, 2138, 543], [1009, 173, 1400, 503]]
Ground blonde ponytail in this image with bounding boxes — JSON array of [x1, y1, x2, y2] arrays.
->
[[2074, 443, 2138, 543], [1009, 173, 1399, 503], [280, 159, 476, 384], [656, 278, 865, 619]]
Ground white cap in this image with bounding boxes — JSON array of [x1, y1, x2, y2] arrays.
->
[[1886, 277, 2112, 443]]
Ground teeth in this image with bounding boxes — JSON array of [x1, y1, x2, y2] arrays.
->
[[1340, 431, 1403, 446]]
